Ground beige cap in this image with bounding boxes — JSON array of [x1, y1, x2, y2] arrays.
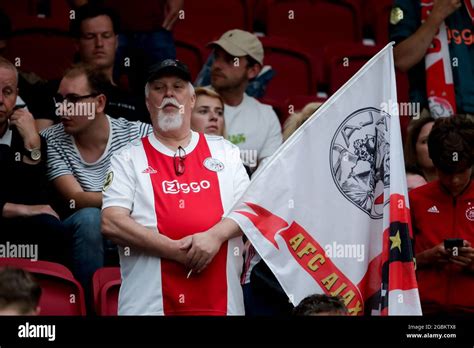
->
[[209, 29, 264, 65]]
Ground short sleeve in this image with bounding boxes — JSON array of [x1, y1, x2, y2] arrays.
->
[[229, 144, 250, 205], [102, 147, 136, 211], [40, 128, 73, 181], [389, 0, 421, 44]]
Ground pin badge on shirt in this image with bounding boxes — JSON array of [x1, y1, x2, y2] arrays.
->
[[203, 157, 224, 172], [103, 171, 114, 191], [390, 7, 404, 25]]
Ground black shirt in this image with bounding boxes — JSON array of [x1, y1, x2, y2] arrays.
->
[[0, 127, 49, 217]]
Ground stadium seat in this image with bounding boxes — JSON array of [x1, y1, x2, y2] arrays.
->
[[368, 0, 394, 44], [0, 258, 86, 316], [0, 0, 71, 31], [324, 43, 383, 94], [260, 36, 316, 101], [258, 96, 285, 126], [265, 0, 362, 48], [92, 267, 121, 316], [174, 39, 207, 81], [4, 30, 76, 80], [173, 0, 248, 46]]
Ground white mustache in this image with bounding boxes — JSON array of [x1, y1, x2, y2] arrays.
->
[[158, 98, 181, 109]]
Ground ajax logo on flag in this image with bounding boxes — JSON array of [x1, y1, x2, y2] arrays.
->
[[330, 107, 390, 219]]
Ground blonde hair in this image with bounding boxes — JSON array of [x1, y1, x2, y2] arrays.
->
[[193, 87, 227, 138], [283, 102, 322, 141], [194, 87, 225, 110]]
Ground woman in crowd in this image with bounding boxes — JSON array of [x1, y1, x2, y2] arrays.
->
[[403, 114, 437, 190], [191, 87, 225, 137]]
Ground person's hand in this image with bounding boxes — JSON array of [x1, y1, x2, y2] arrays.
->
[[167, 236, 192, 265], [28, 205, 60, 219], [10, 108, 40, 149], [450, 241, 474, 270], [162, 0, 184, 31], [432, 0, 462, 22], [180, 229, 224, 274], [418, 243, 450, 267]]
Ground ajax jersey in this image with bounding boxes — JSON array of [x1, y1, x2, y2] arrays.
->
[[103, 131, 249, 315]]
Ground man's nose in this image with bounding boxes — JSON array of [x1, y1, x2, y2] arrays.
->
[[164, 87, 175, 98], [209, 111, 218, 121], [95, 35, 104, 47]]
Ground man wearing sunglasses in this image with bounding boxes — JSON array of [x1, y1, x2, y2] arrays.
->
[[102, 59, 250, 315], [40, 63, 151, 305]]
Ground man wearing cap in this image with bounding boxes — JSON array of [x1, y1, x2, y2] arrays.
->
[[101, 59, 250, 315], [209, 29, 282, 171]]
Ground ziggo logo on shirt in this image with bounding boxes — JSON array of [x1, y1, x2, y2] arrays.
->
[[162, 180, 211, 194], [447, 28, 472, 45]]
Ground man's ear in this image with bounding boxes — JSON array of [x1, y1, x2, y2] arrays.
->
[[247, 64, 262, 81], [189, 92, 196, 110], [96, 94, 107, 114]]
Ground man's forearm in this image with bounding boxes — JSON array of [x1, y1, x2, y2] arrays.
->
[[211, 218, 243, 243], [102, 208, 178, 260], [71, 192, 102, 209], [2, 203, 30, 218], [394, 14, 444, 72]]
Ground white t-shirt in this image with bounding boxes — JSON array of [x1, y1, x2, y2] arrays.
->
[[102, 131, 250, 315], [40, 115, 151, 191], [224, 94, 282, 168]]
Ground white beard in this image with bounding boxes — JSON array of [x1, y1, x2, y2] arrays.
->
[[157, 110, 184, 131]]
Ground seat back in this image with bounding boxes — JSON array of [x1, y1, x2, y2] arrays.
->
[[266, 0, 362, 47], [100, 279, 121, 316], [0, 258, 86, 316], [4, 30, 76, 80], [261, 36, 315, 100], [173, 0, 247, 46]]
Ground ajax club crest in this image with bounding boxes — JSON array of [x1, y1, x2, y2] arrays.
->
[[330, 108, 390, 219]]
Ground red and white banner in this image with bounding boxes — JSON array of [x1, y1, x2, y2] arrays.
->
[[228, 43, 422, 315]]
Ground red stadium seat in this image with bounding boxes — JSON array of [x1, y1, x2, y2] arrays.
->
[[368, 0, 394, 44], [173, 0, 248, 46], [260, 36, 316, 101], [4, 30, 76, 80], [258, 96, 285, 126], [174, 39, 207, 82], [0, 258, 86, 316], [265, 0, 362, 48], [0, 0, 71, 31], [92, 267, 121, 316], [99, 279, 120, 316], [324, 43, 383, 94]]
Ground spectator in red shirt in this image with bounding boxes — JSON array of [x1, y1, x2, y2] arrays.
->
[[409, 115, 474, 314]]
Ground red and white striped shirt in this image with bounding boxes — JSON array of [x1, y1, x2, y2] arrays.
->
[[103, 131, 249, 315]]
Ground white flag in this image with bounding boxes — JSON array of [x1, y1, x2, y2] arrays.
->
[[228, 43, 422, 316]]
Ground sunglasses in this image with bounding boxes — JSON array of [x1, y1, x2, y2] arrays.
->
[[173, 146, 186, 176], [54, 93, 99, 104]]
